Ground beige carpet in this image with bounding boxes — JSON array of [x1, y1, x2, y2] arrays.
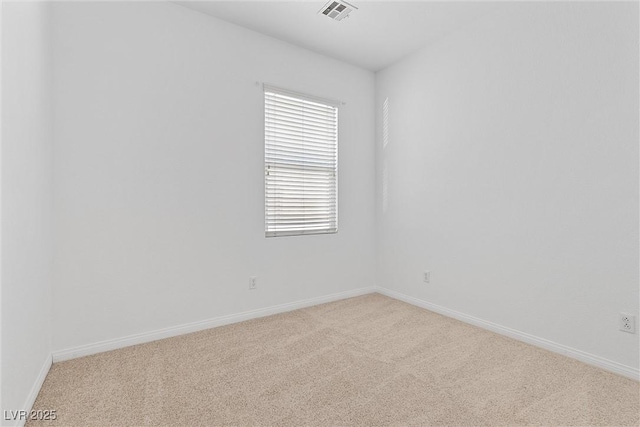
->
[[29, 294, 639, 426]]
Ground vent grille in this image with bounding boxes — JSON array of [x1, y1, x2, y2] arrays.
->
[[319, 0, 356, 21]]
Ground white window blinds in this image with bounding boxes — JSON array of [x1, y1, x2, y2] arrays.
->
[[264, 86, 338, 237]]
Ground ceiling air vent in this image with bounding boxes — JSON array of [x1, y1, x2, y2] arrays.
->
[[319, 0, 357, 21]]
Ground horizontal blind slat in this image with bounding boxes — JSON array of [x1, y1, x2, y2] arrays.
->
[[265, 104, 337, 122], [266, 148, 336, 160], [265, 94, 337, 114], [265, 114, 337, 130], [266, 128, 337, 144], [265, 103, 337, 121], [265, 142, 336, 155]]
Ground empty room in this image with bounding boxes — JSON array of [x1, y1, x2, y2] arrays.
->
[[1, 0, 639, 426]]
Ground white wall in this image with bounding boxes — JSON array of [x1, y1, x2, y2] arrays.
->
[[376, 2, 639, 370], [51, 2, 376, 352], [1, 1, 53, 422]]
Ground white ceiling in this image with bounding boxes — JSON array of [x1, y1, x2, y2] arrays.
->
[[175, 1, 502, 71]]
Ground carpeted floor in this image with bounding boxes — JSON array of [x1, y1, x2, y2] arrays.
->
[[29, 293, 639, 426]]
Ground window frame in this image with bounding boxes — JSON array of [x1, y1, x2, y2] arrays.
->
[[263, 85, 339, 238]]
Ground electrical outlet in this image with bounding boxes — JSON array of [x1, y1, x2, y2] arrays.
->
[[619, 313, 635, 334], [423, 271, 430, 283], [249, 276, 257, 290]]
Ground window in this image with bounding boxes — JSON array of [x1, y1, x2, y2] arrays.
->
[[264, 85, 338, 237]]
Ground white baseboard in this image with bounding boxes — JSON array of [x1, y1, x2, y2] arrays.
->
[[52, 286, 375, 362], [9, 354, 53, 427], [375, 286, 640, 381], [50, 285, 639, 380]]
